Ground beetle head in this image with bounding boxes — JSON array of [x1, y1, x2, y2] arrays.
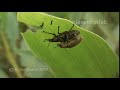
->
[[73, 30, 80, 36]]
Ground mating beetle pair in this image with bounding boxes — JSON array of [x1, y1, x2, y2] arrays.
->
[[41, 21, 82, 48]]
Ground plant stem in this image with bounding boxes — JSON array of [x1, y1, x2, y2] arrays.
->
[[0, 32, 24, 78]]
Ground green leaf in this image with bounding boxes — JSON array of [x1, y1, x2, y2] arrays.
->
[[16, 40, 54, 78], [17, 12, 119, 78]]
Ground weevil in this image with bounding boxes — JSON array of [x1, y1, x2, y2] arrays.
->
[[42, 20, 82, 48], [57, 36, 83, 48], [43, 24, 80, 43]]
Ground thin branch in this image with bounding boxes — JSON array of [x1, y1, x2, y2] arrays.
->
[[0, 32, 24, 78]]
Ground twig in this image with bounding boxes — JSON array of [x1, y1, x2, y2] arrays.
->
[[0, 32, 24, 78]]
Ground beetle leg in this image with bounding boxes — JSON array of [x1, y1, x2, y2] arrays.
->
[[64, 34, 69, 42], [44, 39, 51, 47], [50, 20, 53, 25], [48, 41, 50, 47], [40, 22, 44, 28], [69, 24, 74, 31], [43, 39, 51, 47], [58, 26, 61, 34], [43, 31, 57, 36], [44, 39, 51, 42]]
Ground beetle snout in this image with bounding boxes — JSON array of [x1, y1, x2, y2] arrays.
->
[[75, 30, 80, 35]]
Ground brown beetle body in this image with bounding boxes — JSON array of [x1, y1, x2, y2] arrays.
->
[[43, 24, 82, 48], [46, 30, 80, 42], [58, 36, 82, 48]]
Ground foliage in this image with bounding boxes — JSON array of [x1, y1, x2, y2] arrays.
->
[[0, 12, 119, 78]]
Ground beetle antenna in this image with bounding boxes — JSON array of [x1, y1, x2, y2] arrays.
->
[[69, 24, 74, 31]]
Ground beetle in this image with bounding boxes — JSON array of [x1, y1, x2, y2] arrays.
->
[[57, 35, 82, 48], [43, 24, 80, 43]]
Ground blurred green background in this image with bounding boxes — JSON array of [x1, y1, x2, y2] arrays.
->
[[0, 12, 119, 78]]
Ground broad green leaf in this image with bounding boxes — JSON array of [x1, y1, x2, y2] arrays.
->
[[16, 40, 54, 78], [17, 12, 119, 78]]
